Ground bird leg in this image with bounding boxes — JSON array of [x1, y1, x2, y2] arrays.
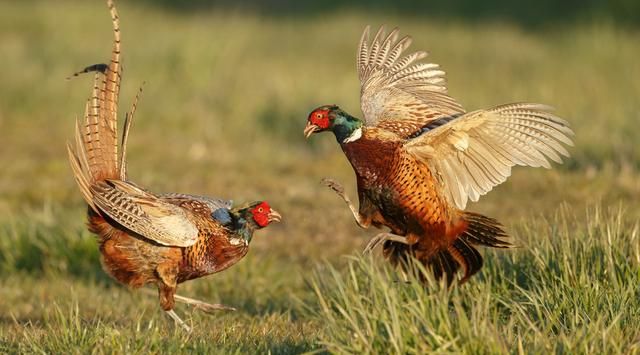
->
[[321, 177, 370, 229], [364, 232, 409, 254], [156, 281, 193, 332]]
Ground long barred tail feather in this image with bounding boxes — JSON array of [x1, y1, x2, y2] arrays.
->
[[120, 83, 144, 180], [68, 0, 128, 206]]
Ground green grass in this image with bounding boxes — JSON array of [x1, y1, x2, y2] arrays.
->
[[1, 0, 639, 353], [310, 207, 640, 353]]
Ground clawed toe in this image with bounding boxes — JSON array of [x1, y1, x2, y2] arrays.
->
[[320, 177, 345, 195], [166, 309, 192, 332], [192, 302, 236, 314], [173, 294, 236, 314], [363, 233, 410, 254], [363, 236, 385, 254]]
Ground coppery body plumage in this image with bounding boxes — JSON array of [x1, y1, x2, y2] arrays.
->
[[305, 26, 573, 283], [67, 0, 280, 331]]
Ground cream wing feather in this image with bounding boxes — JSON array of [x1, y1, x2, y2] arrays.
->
[[404, 103, 574, 209], [358, 26, 464, 135]]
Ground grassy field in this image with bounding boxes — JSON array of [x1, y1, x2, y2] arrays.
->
[[1, 0, 639, 353]]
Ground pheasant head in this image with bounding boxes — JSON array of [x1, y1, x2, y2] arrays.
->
[[213, 201, 281, 242], [304, 105, 363, 144]]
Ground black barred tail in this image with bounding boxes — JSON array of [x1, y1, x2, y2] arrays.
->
[[384, 212, 510, 285], [460, 212, 511, 249], [440, 212, 510, 283]]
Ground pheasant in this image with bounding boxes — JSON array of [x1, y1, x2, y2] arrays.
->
[[66, 0, 281, 331], [304, 26, 573, 284]]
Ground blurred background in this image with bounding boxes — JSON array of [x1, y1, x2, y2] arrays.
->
[[0, 0, 639, 351]]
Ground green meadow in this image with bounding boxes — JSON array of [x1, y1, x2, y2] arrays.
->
[[0, 0, 639, 353]]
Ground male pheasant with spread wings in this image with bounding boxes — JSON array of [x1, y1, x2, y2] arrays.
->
[[304, 26, 573, 283], [67, 0, 281, 331]]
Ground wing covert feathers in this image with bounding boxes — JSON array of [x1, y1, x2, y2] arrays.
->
[[405, 103, 574, 209], [91, 180, 200, 247]]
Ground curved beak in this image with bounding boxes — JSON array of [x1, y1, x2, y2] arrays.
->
[[304, 122, 320, 139], [268, 209, 282, 223]]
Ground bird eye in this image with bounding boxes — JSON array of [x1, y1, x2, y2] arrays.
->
[[316, 113, 322, 119], [258, 207, 264, 213]]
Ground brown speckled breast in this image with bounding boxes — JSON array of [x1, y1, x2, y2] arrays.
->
[[177, 222, 248, 283], [165, 198, 250, 284], [341, 129, 458, 243]]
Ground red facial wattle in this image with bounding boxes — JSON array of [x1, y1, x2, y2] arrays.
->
[[251, 201, 271, 227], [308, 110, 330, 129]]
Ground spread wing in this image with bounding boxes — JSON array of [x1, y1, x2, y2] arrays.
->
[[90, 180, 199, 247], [404, 103, 574, 209], [358, 26, 465, 137]]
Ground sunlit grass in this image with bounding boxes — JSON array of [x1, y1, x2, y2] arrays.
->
[[310, 207, 640, 354], [0, 0, 639, 353]]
